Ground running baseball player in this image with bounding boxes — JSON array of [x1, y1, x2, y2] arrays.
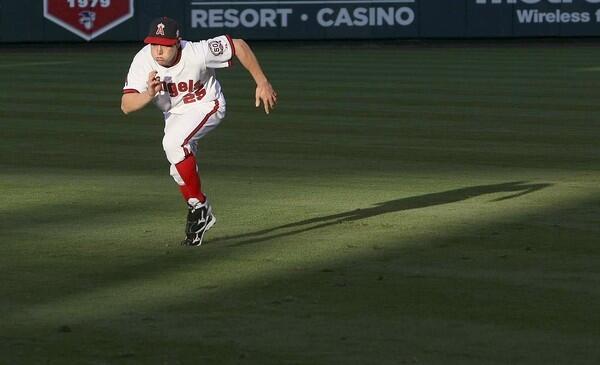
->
[[121, 17, 277, 246]]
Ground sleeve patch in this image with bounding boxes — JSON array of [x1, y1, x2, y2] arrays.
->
[[208, 40, 224, 56]]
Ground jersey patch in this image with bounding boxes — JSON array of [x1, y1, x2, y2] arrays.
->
[[208, 40, 224, 56]]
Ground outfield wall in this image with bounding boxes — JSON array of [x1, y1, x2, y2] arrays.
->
[[1, 0, 600, 43]]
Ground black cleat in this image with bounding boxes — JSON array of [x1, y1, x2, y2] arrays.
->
[[181, 200, 216, 247]]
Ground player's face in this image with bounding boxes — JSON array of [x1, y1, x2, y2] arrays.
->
[[151, 43, 179, 67]]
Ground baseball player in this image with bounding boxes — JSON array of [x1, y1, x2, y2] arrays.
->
[[121, 17, 277, 246]]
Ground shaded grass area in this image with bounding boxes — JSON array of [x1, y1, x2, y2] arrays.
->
[[1, 41, 600, 364]]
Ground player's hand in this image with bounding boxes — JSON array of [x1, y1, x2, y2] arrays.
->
[[255, 81, 277, 115], [147, 71, 162, 97]]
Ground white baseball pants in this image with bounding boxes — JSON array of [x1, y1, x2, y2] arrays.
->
[[162, 96, 226, 185]]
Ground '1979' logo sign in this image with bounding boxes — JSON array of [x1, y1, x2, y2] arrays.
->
[[44, 0, 134, 41], [67, 0, 111, 8]]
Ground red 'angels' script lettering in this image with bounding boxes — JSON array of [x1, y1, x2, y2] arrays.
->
[[161, 79, 206, 104]]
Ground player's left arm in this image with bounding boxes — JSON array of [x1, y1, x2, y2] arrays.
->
[[231, 38, 277, 115]]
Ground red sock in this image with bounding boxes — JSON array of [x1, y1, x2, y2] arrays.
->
[[178, 184, 192, 202], [175, 155, 206, 203]]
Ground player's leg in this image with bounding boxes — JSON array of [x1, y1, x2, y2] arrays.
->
[[166, 162, 215, 245], [162, 98, 226, 246], [163, 100, 225, 204]]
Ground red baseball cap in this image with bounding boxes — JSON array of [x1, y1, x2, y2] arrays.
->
[[144, 17, 180, 46]]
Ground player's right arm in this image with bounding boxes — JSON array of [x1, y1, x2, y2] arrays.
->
[[121, 71, 162, 114]]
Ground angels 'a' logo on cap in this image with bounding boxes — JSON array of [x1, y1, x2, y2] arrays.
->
[[156, 23, 165, 36]]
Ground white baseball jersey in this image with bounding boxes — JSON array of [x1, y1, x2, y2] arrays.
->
[[123, 35, 235, 115]]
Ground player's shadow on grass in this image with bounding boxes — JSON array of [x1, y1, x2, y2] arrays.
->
[[209, 181, 551, 247]]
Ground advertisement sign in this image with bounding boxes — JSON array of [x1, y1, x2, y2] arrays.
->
[[43, 0, 134, 41], [2, 0, 599, 43], [188, 0, 419, 39], [187, 0, 600, 39], [473, 0, 600, 36]]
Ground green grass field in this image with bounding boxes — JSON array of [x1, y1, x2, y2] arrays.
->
[[1, 41, 599, 364]]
